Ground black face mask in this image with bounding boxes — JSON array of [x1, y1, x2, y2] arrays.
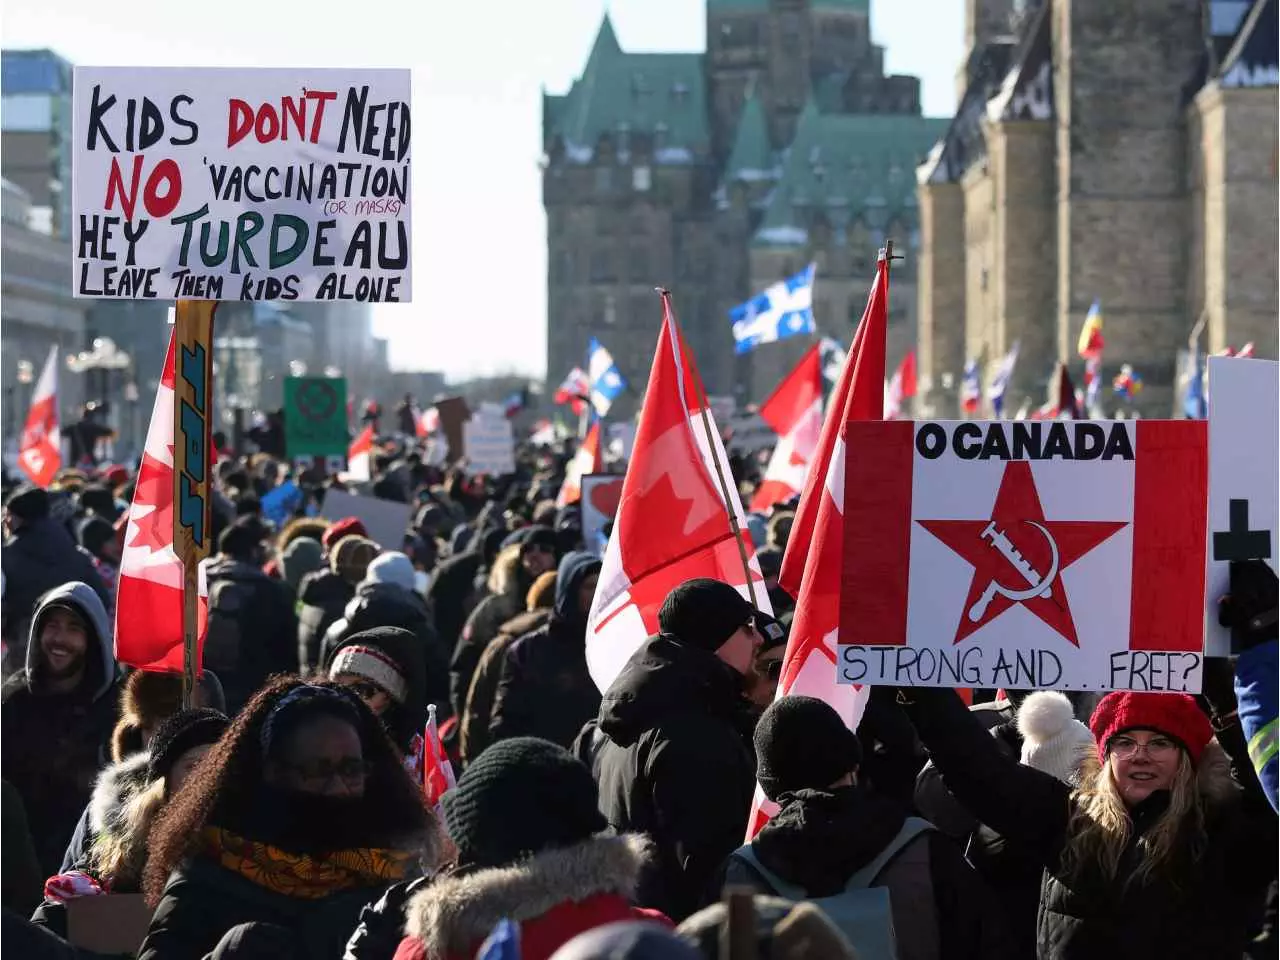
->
[[241, 782, 377, 855]]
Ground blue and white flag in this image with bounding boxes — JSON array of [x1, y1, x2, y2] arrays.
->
[[587, 337, 626, 417], [960, 359, 982, 414], [729, 263, 817, 354], [988, 341, 1020, 418]]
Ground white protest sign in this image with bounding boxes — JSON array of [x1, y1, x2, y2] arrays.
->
[[1205, 357, 1278, 655], [836, 420, 1209, 692], [319, 488, 413, 553], [462, 408, 515, 476], [73, 67, 411, 302]]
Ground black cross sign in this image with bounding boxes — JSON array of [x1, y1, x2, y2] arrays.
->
[[1212, 499, 1272, 562]]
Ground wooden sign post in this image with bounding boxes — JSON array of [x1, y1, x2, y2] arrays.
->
[[173, 300, 217, 708]]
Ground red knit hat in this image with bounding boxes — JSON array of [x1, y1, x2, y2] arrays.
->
[[1089, 692, 1213, 766], [322, 516, 368, 551]]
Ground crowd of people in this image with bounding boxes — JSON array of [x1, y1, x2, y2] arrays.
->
[[0, 426, 1275, 959]]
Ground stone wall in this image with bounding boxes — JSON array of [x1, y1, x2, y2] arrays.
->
[[916, 181, 966, 416]]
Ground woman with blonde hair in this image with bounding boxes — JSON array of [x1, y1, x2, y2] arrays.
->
[[893, 684, 1275, 958]]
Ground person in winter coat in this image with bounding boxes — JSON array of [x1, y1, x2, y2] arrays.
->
[[295, 517, 371, 673], [326, 626, 431, 758], [460, 570, 557, 765], [321, 553, 450, 719], [1, 487, 110, 663], [138, 678, 440, 960], [2, 780, 43, 917], [75, 516, 120, 613], [204, 517, 299, 712], [280, 537, 324, 598], [1219, 558, 1278, 812], [489, 552, 602, 750], [394, 737, 667, 960], [33, 709, 232, 939], [449, 527, 558, 717], [893, 681, 1276, 960], [574, 578, 764, 921], [720, 696, 1004, 960], [1, 582, 118, 875]]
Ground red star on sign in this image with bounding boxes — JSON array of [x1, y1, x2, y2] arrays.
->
[[918, 461, 1126, 647]]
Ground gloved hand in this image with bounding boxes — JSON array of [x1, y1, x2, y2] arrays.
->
[[1218, 559, 1279, 654]]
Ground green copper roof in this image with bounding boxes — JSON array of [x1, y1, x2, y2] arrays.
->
[[725, 89, 777, 181], [753, 105, 949, 247], [544, 13, 709, 159]]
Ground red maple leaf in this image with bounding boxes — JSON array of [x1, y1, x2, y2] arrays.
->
[[126, 446, 175, 554]]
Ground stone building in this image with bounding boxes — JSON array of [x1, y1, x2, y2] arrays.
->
[[916, 0, 1277, 419], [543, 2, 946, 415]]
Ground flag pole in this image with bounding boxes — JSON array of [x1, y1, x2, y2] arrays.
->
[[173, 300, 217, 708], [659, 289, 761, 610]]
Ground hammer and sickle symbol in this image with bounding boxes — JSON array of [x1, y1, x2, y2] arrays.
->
[[967, 520, 1061, 623]]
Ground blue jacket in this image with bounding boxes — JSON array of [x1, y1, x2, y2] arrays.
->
[[1235, 639, 1278, 813]]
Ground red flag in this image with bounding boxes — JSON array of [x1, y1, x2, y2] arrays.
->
[[586, 293, 770, 693], [347, 425, 374, 480], [17, 346, 61, 488], [422, 703, 456, 808], [751, 345, 824, 511], [747, 251, 889, 839], [884, 350, 917, 420], [557, 419, 603, 507], [115, 333, 209, 673]]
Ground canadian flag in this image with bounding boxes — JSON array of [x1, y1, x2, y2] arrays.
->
[[554, 367, 591, 416], [587, 292, 771, 693], [17, 346, 62, 488], [347, 424, 374, 481], [115, 333, 209, 672], [884, 350, 917, 420], [839, 419, 1207, 692], [415, 405, 439, 439], [557, 419, 603, 507], [422, 703, 456, 808], [747, 251, 890, 838], [750, 344, 824, 512]]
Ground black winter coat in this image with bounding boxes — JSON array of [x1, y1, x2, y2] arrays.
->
[[489, 617, 600, 750], [448, 587, 523, 717], [137, 858, 390, 960], [459, 610, 552, 766], [295, 570, 352, 674], [900, 687, 1276, 960], [203, 557, 298, 713], [574, 635, 756, 922], [425, 552, 483, 656]]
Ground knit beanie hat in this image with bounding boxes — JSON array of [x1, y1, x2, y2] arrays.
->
[[281, 537, 323, 593], [1089, 691, 1214, 767], [77, 516, 116, 555], [5, 485, 49, 522], [328, 641, 411, 704], [1016, 691, 1094, 783], [658, 578, 755, 653], [147, 708, 229, 784], [361, 551, 417, 592], [754, 696, 863, 802], [322, 516, 368, 552], [527, 570, 558, 611], [331, 535, 381, 584], [442, 737, 607, 868]]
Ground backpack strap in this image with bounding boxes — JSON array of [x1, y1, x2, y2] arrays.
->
[[729, 844, 808, 902], [845, 817, 935, 890]]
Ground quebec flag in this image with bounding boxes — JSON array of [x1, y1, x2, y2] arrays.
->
[[588, 337, 627, 417], [729, 263, 817, 355]]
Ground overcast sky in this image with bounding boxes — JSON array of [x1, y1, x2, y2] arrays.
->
[[3, 0, 964, 380]]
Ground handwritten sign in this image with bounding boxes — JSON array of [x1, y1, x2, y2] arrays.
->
[[837, 420, 1208, 692], [1205, 357, 1278, 655], [462, 406, 515, 477], [72, 67, 412, 302]]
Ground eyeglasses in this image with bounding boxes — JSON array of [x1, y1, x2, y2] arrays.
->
[[762, 657, 785, 681], [346, 680, 386, 702], [279, 758, 373, 787], [1108, 735, 1178, 760]]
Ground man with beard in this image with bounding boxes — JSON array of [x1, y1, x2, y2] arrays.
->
[[2, 581, 119, 875], [574, 578, 763, 921]]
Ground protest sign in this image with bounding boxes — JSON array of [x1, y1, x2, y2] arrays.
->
[[462, 407, 516, 476], [283, 376, 349, 461], [72, 67, 411, 302], [434, 396, 471, 463], [1204, 357, 1278, 655], [320, 488, 412, 553], [66, 894, 153, 954], [581, 473, 624, 555], [837, 419, 1208, 693]]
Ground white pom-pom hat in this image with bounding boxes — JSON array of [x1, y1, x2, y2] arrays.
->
[[1016, 691, 1094, 784]]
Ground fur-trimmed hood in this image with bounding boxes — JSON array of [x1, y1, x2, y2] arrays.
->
[[404, 834, 651, 958], [88, 751, 152, 839]]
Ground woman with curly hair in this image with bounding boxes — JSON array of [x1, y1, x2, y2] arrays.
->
[[893, 681, 1276, 959], [137, 677, 441, 960]]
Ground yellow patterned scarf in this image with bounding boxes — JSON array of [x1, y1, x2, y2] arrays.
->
[[201, 826, 414, 899]]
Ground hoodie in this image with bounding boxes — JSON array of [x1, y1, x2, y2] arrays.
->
[[487, 553, 601, 750], [1, 583, 120, 875]]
